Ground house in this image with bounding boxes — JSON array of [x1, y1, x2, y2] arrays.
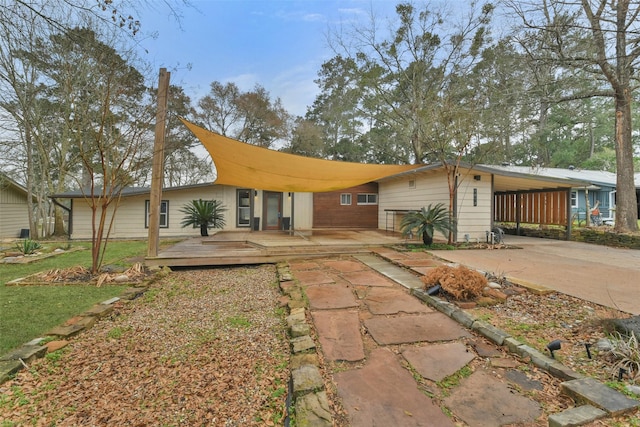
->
[[56, 119, 617, 243], [52, 163, 589, 243], [0, 172, 32, 240]]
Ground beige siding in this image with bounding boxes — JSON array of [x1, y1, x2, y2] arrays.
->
[[455, 173, 493, 242], [69, 185, 315, 239], [378, 172, 450, 238], [378, 170, 493, 243], [0, 186, 30, 239], [291, 192, 313, 229]]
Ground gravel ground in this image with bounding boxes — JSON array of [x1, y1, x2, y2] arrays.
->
[[0, 265, 290, 426]]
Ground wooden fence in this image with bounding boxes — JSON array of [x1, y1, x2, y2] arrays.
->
[[494, 190, 569, 226]]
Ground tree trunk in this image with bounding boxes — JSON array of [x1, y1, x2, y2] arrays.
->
[[200, 223, 209, 237], [422, 231, 433, 246], [613, 87, 638, 232], [53, 205, 66, 236]]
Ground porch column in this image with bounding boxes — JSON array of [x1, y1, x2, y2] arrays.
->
[[290, 192, 295, 235]]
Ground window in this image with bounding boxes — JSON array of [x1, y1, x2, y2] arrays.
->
[[570, 191, 578, 208], [357, 193, 378, 205], [609, 190, 617, 209], [409, 180, 416, 189], [237, 189, 251, 227], [340, 193, 352, 205], [145, 200, 169, 228]]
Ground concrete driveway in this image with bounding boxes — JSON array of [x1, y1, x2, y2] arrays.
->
[[430, 235, 640, 315]]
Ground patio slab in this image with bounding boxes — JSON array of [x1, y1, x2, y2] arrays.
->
[[341, 271, 395, 287], [322, 260, 365, 272], [288, 261, 322, 271], [444, 370, 542, 427], [401, 342, 475, 382], [399, 259, 440, 267], [311, 309, 365, 362], [305, 284, 358, 310], [363, 287, 432, 315], [294, 270, 335, 286], [335, 348, 454, 427], [364, 313, 471, 345]]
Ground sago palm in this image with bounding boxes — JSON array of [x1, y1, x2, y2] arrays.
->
[[180, 199, 227, 236], [400, 203, 456, 246]]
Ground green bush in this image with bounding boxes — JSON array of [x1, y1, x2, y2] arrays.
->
[[15, 239, 41, 255]]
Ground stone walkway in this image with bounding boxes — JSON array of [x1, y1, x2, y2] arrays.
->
[[289, 251, 548, 426], [285, 248, 639, 426]]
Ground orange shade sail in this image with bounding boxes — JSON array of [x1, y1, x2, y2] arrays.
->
[[181, 118, 422, 192]]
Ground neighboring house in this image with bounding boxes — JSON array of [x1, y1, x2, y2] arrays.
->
[[52, 163, 588, 243], [486, 165, 640, 224], [0, 172, 31, 239]]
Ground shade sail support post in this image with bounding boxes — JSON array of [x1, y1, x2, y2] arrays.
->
[[147, 68, 170, 257]]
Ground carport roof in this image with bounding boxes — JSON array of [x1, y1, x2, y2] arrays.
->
[[377, 162, 591, 193]]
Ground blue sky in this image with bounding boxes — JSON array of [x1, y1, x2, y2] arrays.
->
[[137, 1, 399, 117]]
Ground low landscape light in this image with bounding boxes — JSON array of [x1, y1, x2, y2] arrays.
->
[[547, 340, 562, 358]]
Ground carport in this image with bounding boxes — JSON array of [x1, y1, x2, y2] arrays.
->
[[484, 166, 590, 239]]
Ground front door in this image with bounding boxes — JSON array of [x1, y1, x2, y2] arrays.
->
[[263, 192, 282, 230]]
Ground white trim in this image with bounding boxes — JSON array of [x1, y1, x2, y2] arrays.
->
[[357, 193, 378, 205], [340, 193, 352, 205]]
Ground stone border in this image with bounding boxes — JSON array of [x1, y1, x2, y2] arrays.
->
[[0, 266, 170, 385], [276, 263, 333, 427], [411, 289, 640, 426]]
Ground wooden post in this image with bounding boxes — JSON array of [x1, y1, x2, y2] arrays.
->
[[147, 68, 170, 257], [566, 188, 573, 239]]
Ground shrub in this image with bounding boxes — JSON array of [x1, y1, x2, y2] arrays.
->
[[605, 331, 640, 381], [15, 239, 42, 255], [400, 203, 456, 246], [421, 265, 487, 300]]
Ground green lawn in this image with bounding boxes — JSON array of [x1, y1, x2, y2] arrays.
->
[[0, 240, 152, 354]]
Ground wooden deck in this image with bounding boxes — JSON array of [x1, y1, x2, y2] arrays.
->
[[146, 230, 406, 267]]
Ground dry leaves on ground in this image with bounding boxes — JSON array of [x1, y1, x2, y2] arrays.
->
[[0, 265, 290, 426], [469, 287, 634, 385]]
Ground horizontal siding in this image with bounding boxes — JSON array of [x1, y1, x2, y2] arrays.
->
[[0, 186, 30, 239], [378, 170, 493, 243], [70, 185, 315, 239], [0, 203, 31, 239], [455, 175, 492, 242], [378, 173, 450, 238], [291, 192, 313, 229]]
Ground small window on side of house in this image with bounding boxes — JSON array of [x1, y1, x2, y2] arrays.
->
[[340, 193, 352, 205], [145, 200, 169, 228], [570, 191, 578, 208], [357, 193, 378, 205], [409, 180, 416, 189]]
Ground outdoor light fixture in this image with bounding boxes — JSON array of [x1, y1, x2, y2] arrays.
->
[[426, 284, 441, 296], [619, 367, 627, 381], [254, 190, 258, 197], [547, 340, 562, 358]]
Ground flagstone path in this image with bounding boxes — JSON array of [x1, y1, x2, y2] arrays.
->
[[289, 251, 546, 426]]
